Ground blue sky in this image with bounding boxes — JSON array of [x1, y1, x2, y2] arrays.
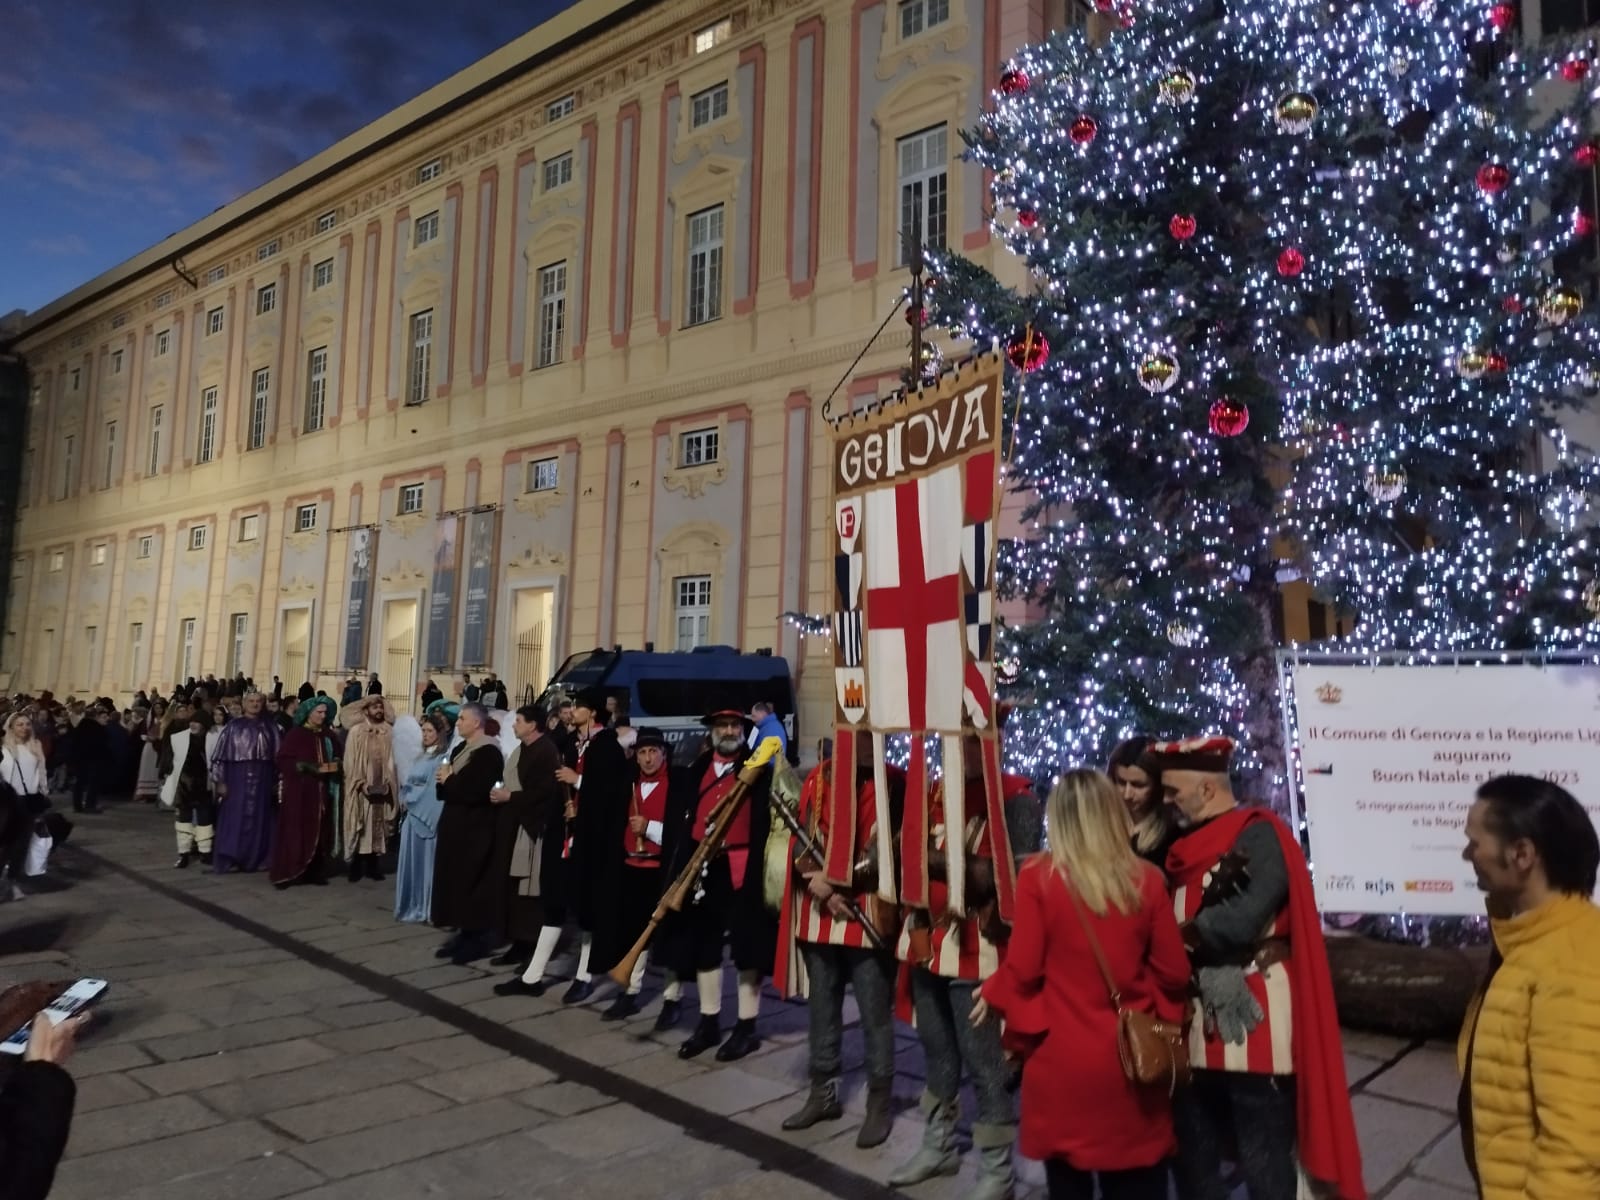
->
[[1, 0, 575, 318]]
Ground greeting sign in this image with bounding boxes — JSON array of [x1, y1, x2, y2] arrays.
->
[[824, 351, 1010, 920], [1290, 661, 1600, 914]]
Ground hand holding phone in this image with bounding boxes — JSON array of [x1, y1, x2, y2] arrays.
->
[[0, 979, 106, 1057], [24, 1009, 90, 1065]]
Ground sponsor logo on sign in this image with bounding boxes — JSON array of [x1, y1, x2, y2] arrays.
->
[[1315, 682, 1343, 704], [1404, 880, 1454, 894], [1364, 879, 1396, 896], [1325, 874, 1356, 892]]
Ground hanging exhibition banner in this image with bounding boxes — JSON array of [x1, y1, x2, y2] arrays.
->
[[824, 350, 1010, 919], [1288, 660, 1600, 914], [341, 527, 377, 671], [425, 515, 460, 669], [459, 509, 499, 667]]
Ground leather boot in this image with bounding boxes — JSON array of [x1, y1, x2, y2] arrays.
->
[[781, 1078, 842, 1131], [653, 998, 682, 1032], [856, 1080, 895, 1149], [365, 855, 385, 882], [715, 1017, 760, 1062], [347, 855, 364, 882], [888, 1092, 960, 1187], [678, 1013, 722, 1059], [969, 1122, 1017, 1200]]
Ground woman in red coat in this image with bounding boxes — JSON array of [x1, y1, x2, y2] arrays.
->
[[976, 768, 1190, 1200]]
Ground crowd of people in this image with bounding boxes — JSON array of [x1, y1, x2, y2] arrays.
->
[[3, 670, 1599, 1200]]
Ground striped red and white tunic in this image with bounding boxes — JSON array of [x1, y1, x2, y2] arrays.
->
[[894, 789, 1001, 983], [1172, 873, 1294, 1076], [790, 766, 886, 950]]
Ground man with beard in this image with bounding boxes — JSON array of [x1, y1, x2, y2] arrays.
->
[[430, 703, 508, 964], [1152, 736, 1363, 1200], [490, 704, 565, 985], [670, 709, 778, 1062], [509, 687, 628, 1002], [264, 694, 293, 734], [340, 695, 399, 883], [211, 691, 280, 874], [270, 697, 340, 888], [163, 710, 218, 868]]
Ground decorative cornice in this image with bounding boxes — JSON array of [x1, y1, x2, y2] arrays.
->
[[662, 462, 728, 499], [507, 543, 567, 572], [284, 531, 322, 553], [875, 19, 971, 82], [228, 540, 262, 561], [384, 512, 431, 537], [281, 575, 319, 599], [511, 488, 567, 519], [380, 559, 427, 586]]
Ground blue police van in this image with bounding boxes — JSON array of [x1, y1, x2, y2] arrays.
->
[[537, 645, 797, 765]]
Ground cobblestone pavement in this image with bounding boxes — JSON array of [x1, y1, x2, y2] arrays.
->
[[0, 804, 1474, 1200]]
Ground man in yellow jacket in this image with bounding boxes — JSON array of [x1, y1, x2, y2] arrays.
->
[[1458, 774, 1600, 1200]]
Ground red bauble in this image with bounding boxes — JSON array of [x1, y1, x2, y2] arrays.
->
[[905, 306, 928, 328], [1486, 351, 1510, 374], [1016, 206, 1039, 229], [998, 68, 1029, 96], [1094, 0, 1115, 10], [1117, 5, 1135, 27], [1476, 162, 1511, 194], [1577, 142, 1600, 167], [1502, 296, 1524, 314], [1578, 211, 1598, 237], [1489, 3, 1517, 31], [1208, 398, 1250, 438], [1069, 115, 1098, 145], [1562, 58, 1591, 82], [1007, 330, 1049, 372], [1169, 214, 1197, 240], [1276, 247, 1306, 277]]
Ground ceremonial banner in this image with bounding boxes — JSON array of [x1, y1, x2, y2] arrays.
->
[[825, 351, 1010, 918], [425, 515, 459, 670], [1288, 660, 1600, 914], [341, 528, 376, 671], [460, 509, 499, 667]]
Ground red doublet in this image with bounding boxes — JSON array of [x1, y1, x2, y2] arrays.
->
[[624, 769, 669, 869], [1166, 807, 1366, 1200], [697, 757, 750, 888]]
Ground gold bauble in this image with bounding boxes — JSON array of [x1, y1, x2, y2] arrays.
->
[[1137, 352, 1180, 393], [1540, 286, 1584, 327], [1275, 90, 1319, 134], [1456, 349, 1490, 380], [1363, 465, 1407, 503], [1158, 68, 1197, 105]]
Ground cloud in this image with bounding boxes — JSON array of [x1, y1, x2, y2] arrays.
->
[[26, 234, 89, 257]]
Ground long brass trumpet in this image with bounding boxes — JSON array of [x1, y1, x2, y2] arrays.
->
[[607, 737, 784, 987]]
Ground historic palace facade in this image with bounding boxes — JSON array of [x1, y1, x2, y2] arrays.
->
[[0, 0, 1094, 725]]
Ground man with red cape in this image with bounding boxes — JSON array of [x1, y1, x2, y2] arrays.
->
[[1150, 735, 1365, 1200], [269, 696, 341, 888]]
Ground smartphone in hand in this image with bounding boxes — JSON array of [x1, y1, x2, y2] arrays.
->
[[0, 979, 108, 1056]]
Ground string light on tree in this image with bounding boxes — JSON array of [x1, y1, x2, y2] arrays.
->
[[920, 0, 1600, 793]]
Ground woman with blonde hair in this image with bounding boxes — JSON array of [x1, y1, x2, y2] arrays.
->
[[975, 768, 1190, 1200], [1107, 737, 1177, 867], [1, 711, 50, 900]]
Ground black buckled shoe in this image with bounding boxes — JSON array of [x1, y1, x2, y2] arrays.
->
[[493, 976, 547, 997], [174, 852, 191, 869], [715, 1017, 761, 1062], [562, 979, 596, 1005], [653, 998, 682, 1032], [678, 1014, 722, 1059], [600, 993, 640, 1022]]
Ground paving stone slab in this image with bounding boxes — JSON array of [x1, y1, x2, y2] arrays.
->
[[196, 1049, 432, 1118], [92, 1007, 211, 1045], [48, 1119, 287, 1198], [71, 1040, 157, 1078], [312, 1014, 459, 1055], [513, 1080, 618, 1117], [287, 1096, 537, 1179], [265, 1080, 456, 1141], [65, 1092, 225, 1157], [395, 1032, 510, 1071], [526, 1104, 681, 1160], [416, 1055, 559, 1101], [1384, 1178, 1476, 1200], [1364, 1047, 1463, 1112], [660, 1065, 799, 1116], [1351, 1094, 1456, 1195], [112, 1152, 328, 1200], [70, 1070, 155, 1114], [1413, 1125, 1475, 1192], [313, 999, 415, 1029], [280, 1129, 582, 1200], [196, 993, 318, 1028], [128, 1037, 339, 1095], [140, 1013, 331, 1062]]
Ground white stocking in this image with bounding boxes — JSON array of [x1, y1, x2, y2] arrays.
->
[[574, 933, 593, 983], [696, 968, 722, 1016], [736, 969, 762, 1021], [661, 971, 682, 1002], [520, 926, 562, 984]]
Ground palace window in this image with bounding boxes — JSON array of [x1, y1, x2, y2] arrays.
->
[[690, 83, 730, 129], [679, 426, 719, 467], [407, 310, 433, 406], [896, 125, 949, 263], [398, 483, 425, 515], [537, 263, 567, 368], [526, 457, 559, 493], [304, 347, 328, 432], [674, 575, 713, 650], [685, 205, 724, 326]]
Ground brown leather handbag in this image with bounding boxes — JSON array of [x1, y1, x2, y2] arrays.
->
[[1066, 882, 1191, 1095]]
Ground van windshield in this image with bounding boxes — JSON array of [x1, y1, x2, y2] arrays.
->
[[634, 676, 792, 718]]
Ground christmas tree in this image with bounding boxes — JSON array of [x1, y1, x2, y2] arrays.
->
[[921, 0, 1600, 796]]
